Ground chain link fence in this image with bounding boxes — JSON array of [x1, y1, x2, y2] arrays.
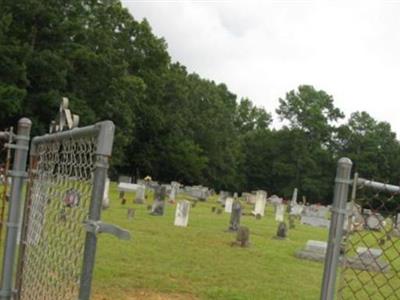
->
[[338, 178, 400, 299], [321, 158, 400, 300], [14, 121, 115, 300], [0, 127, 13, 246]]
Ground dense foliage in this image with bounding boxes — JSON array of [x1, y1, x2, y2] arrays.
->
[[1, 0, 399, 203]]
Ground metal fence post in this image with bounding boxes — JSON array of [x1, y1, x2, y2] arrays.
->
[[78, 121, 114, 300], [320, 157, 352, 300], [0, 118, 31, 300]]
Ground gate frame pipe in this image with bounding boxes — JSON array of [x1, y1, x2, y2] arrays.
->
[[320, 157, 352, 300], [0, 118, 31, 300]]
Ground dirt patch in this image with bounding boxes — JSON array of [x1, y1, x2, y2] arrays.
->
[[93, 290, 198, 300]]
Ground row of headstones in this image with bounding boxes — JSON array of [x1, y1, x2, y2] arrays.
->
[[115, 175, 212, 203]]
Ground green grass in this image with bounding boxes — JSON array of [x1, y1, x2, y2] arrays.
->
[[93, 183, 329, 300]]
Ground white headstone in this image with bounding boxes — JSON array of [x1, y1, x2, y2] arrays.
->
[[102, 177, 110, 208], [275, 203, 285, 222], [301, 216, 330, 228], [225, 197, 234, 213], [135, 184, 146, 204], [253, 191, 267, 216], [291, 188, 298, 205], [290, 204, 304, 216], [174, 200, 191, 227], [117, 182, 138, 193], [305, 240, 327, 254]]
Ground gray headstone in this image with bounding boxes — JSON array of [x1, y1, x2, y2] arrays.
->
[[228, 200, 242, 231], [150, 185, 166, 216], [234, 226, 250, 247], [295, 240, 327, 262], [275, 222, 288, 239]]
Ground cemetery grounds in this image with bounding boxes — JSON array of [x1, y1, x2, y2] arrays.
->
[[91, 183, 327, 300], [1, 183, 398, 299]]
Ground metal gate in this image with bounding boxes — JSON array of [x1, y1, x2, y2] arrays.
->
[[321, 158, 400, 300], [15, 121, 115, 300]]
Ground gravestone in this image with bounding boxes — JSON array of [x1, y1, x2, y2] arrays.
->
[[150, 185, 167, 216], [291, 188, 298, 205], [135, 184, 146, 204], [366, 214, 385, 231], [121, 198, 126, 205], [228, 199, 242, 231], [300, 205, 330, 228], [127, 208, 135, 220], [275, 203, 285, 222], [288, 188, 298, 214], [343, 202, 363, 232], [225, 197, 234, 213], [231, 226, 250, 247], [174, 200, 191, 227], [252, 190, 267, 217], [211, 206, 216, 213], [290, 204, 304, 216], [102, 177, 110, 209], [169, 181, 180, 202], [295, 240, 327, 262], [268, 194, 283, 205], [344, 247, 390, 272], [275, 222, 288, 239]]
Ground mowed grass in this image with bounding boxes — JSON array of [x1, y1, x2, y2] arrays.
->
[[92, 183, 329, 300]]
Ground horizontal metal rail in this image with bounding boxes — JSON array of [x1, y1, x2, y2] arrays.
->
[[356, 177, 400, 194], [30, 121, 114, 157]]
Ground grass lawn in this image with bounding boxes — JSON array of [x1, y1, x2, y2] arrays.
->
[[92, 183, 329, 300]]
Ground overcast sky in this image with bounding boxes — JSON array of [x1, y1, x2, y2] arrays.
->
[[122, 0, 400, 134]]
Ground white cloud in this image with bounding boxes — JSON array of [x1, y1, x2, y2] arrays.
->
[[122, 0, 400, 134]]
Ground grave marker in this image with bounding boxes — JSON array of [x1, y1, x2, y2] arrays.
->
[[252, 190, 266, 217], [275, 203, 285, 222], [228, 199, 242, 231], [225, 197, 234, 213], [174, 200, 191, 227]]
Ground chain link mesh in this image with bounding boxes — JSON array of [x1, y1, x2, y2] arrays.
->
[[338, 182, 400, 299], [19, 136, 96, 300]]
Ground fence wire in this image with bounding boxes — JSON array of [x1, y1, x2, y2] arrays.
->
[[0, 128, 12, 245], [338, 181, 400, 300], [18, 135, 96, 300]]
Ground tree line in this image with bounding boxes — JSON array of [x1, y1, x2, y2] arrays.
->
[[1, 0, 399, 203]]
